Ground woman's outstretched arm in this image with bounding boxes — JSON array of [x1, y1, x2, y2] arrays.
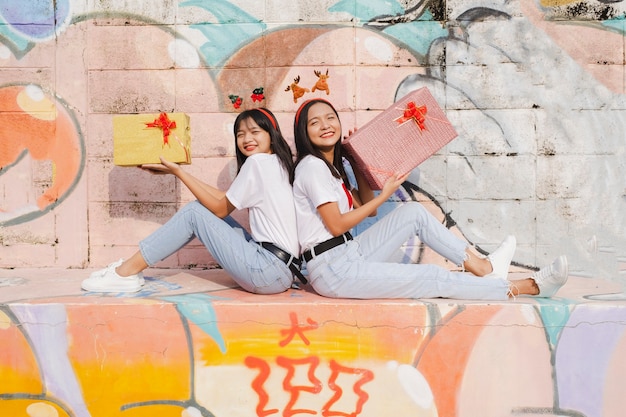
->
[[141, 157, 234, 218], [317, 172, 408, 236]]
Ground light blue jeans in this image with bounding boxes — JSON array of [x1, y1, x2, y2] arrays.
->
[[139, 201, 293, 294], [305, 203, 510, 300]]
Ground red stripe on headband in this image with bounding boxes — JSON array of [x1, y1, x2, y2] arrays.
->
[[257, 108, 277, 129], [295, 98, 334, 125]]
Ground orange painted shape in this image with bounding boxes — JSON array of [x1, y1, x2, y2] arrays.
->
[[458, 306, 555, 415], [416, 305, 502, 417], [0, 85, 82, 210], [65, 304, 192, 416], [199, 302, 431, 366], [0, 310, 42, 393]]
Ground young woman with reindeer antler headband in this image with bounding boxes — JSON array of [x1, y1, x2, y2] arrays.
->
[[291, 98, 569, 300], [83, 108, 306, 293]]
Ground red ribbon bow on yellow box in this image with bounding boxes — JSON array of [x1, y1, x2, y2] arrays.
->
[[145, 112, 177, 146]]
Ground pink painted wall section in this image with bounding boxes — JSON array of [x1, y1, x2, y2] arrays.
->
[[0, 0, 624, 280], [0, 0, 626, 285], [1, 3, 625, 416], [0, 270, 624, 417]]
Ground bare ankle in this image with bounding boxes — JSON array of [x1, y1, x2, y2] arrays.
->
[[464, 253, 492, 277], [511, 278, 539, 296], [508, 282, 520, 299], [115, 265, 134, 278]]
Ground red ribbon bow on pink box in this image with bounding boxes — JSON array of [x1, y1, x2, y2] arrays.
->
[[395, 101, 427, 131]]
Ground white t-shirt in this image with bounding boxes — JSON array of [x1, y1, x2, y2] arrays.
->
[[293, 155, 352, 252], [226, 153, 300, 257]]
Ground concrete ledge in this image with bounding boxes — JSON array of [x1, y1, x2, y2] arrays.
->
[[1, 268, 625, 417]]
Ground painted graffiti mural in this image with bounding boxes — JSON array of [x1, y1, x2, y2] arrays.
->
[[1, 0, 626, 414], [0, 0, 624, 275], [0, 84, 84, 225], [1, 284, 626, 416]]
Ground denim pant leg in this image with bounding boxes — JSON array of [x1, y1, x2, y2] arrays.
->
[[356, 202, 468, 265], [307, 243, 509, 300], [307, 203, 508, 300], [139, 201, 293, 294]]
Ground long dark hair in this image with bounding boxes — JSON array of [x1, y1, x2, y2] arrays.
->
[[233, 108, 294, 175], [291, 98, 348, 186]]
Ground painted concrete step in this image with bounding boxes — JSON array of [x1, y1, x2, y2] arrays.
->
[[1, 268, 625, 417]]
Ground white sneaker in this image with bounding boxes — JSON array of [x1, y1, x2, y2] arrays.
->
[[484, 235, 517, 279], [87, 259, 145, 285], [532, 255, 569, 297], [82, 259, 144, 293]]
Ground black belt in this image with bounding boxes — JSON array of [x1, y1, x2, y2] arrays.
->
[[302, 232, 353, 263], [259, 242, 307, 285]]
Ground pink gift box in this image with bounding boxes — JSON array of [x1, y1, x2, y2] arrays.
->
[[343, 87, 458, 190]]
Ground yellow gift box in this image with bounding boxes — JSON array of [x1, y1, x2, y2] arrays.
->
[[113, 112, 191, 166]]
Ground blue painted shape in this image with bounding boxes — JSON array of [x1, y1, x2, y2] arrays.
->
[[180, 0, 262, 23], [535, 298, 571, 347], [162, 293, 228, 353], [192, 22, 265, 67], [382, 18, 447, 56], [0, 25, 32, 52], [181, 0, 266, 66], [603, 17, 626, 35], [330, 0, 404, 21]]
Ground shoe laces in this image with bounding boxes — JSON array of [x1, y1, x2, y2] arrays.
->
[[533, 263, 555, 284], [93, 260, 123, 279], [507, 282, 519, 300]]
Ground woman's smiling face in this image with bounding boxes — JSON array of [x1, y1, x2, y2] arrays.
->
[[236, 117, 272, 157], [306, 102, 341, 153]]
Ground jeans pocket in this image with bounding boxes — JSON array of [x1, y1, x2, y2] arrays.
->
[[249, 259, 292, 294]]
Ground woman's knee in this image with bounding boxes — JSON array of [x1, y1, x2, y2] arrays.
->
[[179, 200, 217, 222], [182, 200, 205, 213], [396, 201, 429, 223]]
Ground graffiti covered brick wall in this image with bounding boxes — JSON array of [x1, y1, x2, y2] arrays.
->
[[0, 0, 624, 283]]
